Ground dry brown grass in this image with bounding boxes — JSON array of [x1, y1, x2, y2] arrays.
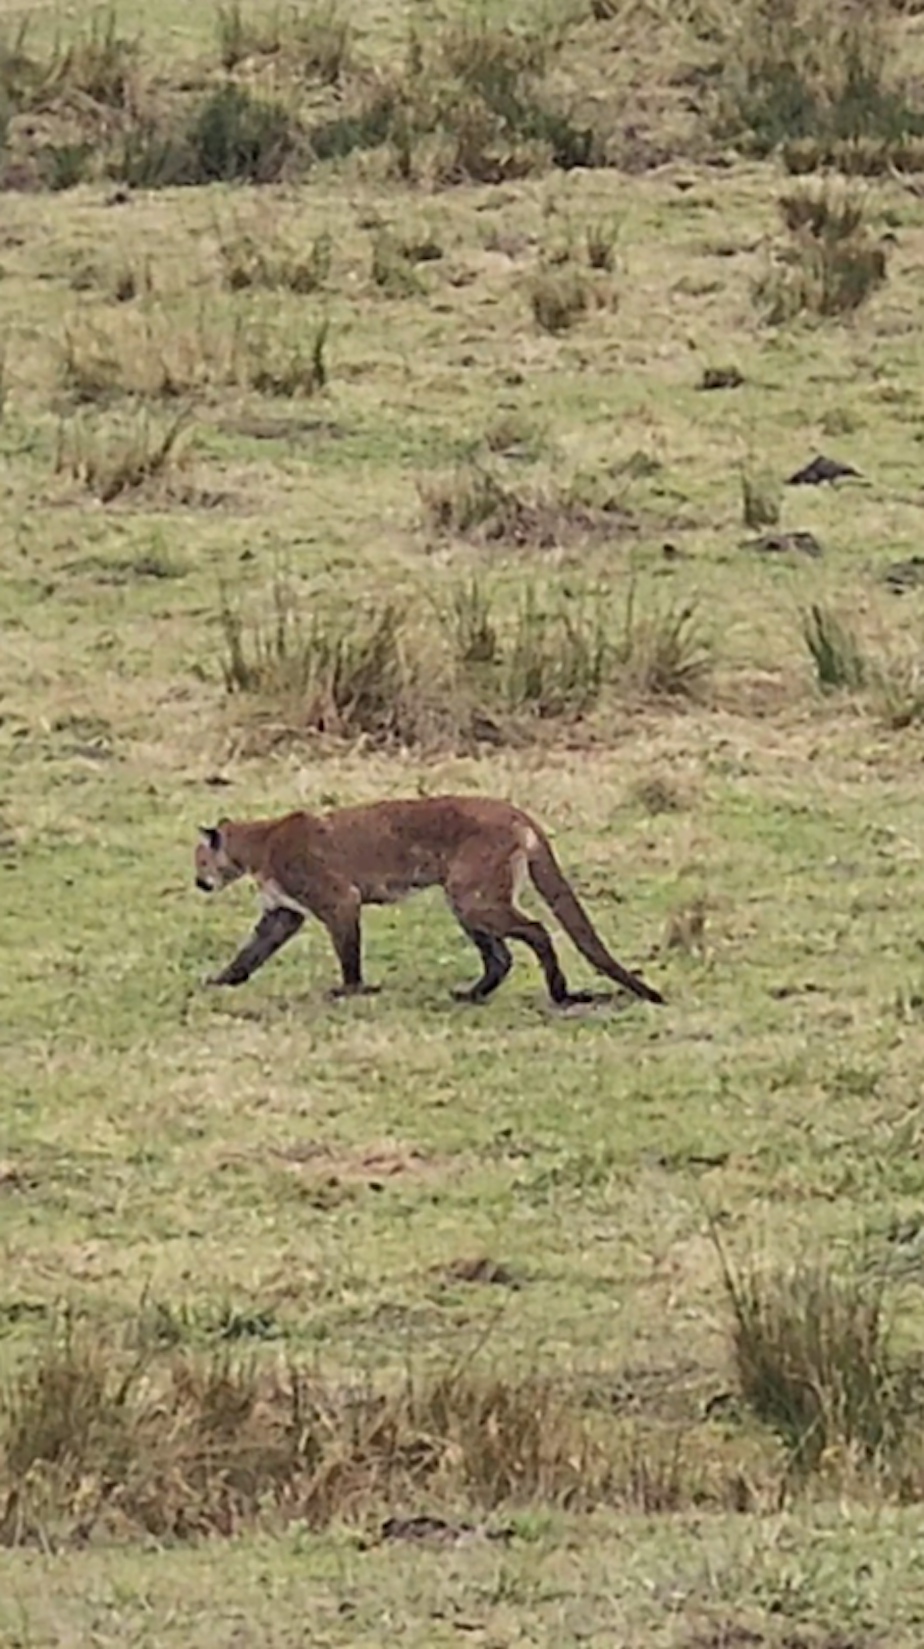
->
[[417, 462, 631, 549], [216, 567, 711, 752], [54, 408, 193, 502], [0, 1322, 746, 1547]]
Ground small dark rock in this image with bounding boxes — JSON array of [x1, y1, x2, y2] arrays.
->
[[380, 1515, 515, 1547], [787, 454, 861, 485], [437, 1255, 520, 1289], [881, 555, 924, 593], [744, 531, 823, 559], [698, 366, 744, 391]]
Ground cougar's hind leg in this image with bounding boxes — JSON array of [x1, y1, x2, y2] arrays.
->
[[502, 909, 594, 1008], [448, 846, 589, 1008], [207, 906, 304, 987], [450, 923, 513, 1004]]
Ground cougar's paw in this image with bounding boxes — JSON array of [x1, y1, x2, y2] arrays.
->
[[204, 967, 246, 988], [450, 985, 490, 1004], [553, 989, 598, 1009]]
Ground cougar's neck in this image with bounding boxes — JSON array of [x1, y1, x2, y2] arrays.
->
[[221, 818, 276, 874]]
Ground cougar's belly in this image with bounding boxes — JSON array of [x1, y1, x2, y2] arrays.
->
[[360, 877, 420, 905]]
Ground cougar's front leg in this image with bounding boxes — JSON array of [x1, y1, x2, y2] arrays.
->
[[207, 906, 304, 987], [323, 892, 380, 998]]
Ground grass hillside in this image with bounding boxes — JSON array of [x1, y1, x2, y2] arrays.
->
[[6, 1, 924, 1642]]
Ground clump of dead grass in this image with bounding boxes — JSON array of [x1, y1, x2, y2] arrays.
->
[[57, 303, 329, 405], [108, 82, 306, 191], [215, 0, 354, 84], [418, 461, 632, 549], [217, 220, 332, 295], [219, 573, 467, 749], [0, 1318, 752, 1546], [528, 266, 592, 333], [302, 11, 604, 183], [717, 0, 924, 171], [0, 9, 141, 117], [53, 409, 193, 504], [717, 1243, 922, 1477], [217, 567, 712, 754], [755, 183, 889, 321]]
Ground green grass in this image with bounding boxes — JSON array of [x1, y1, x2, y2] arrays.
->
[[5, 0, 924, 1640]]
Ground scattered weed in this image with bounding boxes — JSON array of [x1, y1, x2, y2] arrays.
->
[[801, 603, 869, 692], [619, 584, 712, 700], [663, 897, 708, 957], [718, 1247, 919, 1473], [529, 266, 591, 333], [418, 462, 619, 549], [218, 571, 461, 748], [778, 185, 866, 241], [585, 217, 621, 271], [719, 0, 924, 164], [233, 315, 329, 397], [632, 773, 686, 815], [741, 468, 781, 530], [218, 224, 332, 295], [481, 410, 549, 462], [755, 181, 888, 324], [370, 231, 422, 298], [54, 409, 193, 503], [215, 0, 353, 84], [287, 0, 354, 85], [872, 653, 924, 729]]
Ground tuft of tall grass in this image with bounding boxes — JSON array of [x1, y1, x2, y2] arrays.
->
[[217, 567, 712, 754], [717, 1245, 921, 1473], [801, 602, 868, 692], [54, 409, 192, 503], [755, 183, 889, 321], [718, 0, 924, 167]]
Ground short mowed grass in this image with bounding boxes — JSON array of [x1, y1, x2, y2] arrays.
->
[[7, 0, 924, 1642]]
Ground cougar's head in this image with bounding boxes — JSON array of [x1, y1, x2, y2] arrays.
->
[[194, 821, 242, 894]]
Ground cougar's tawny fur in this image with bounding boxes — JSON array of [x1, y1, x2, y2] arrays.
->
[[194, 796, 664, 1008]]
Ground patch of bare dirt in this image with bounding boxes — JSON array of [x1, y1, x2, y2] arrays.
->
[[682, 1626, 878, 1649], [377, 1513, 515, 1547], [435, 1255, 521, 1288], [271, 1139, 451, 1189]]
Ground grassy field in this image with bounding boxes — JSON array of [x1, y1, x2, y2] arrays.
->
[[7, 0, 924, 1642]]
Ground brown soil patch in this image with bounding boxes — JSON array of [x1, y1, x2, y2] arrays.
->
[[435, 1255, 521, 1288], [682, 1627, 877, 1649], [270, 1139, 451, 1189]]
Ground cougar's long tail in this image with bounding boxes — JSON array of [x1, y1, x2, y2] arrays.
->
[[527, 834, 664, 1005]]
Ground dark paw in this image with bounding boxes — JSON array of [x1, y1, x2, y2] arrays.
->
[[327, 982, 381, 1000], [204, 970, 243, 988], [451, 985, 489, 1005], [553, 989, 599, 1009]]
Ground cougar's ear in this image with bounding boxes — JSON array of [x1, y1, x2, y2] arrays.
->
[[198, 825, 222, 850]]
